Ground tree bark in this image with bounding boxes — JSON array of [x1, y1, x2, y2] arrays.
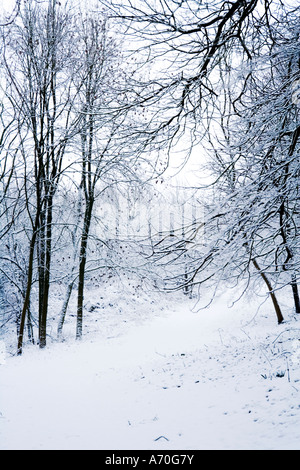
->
[[39, 193, 54, 348], [17, 214, 39, 355], [76, 198, 94, 340], [57, 280, 74, 338], [291, 275, 300, 314], [252, 258, 284, 324]]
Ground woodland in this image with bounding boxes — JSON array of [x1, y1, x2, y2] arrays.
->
[[0, 0, 299, 354]]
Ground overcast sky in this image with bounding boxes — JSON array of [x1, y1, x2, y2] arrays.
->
[[0, 0, 204, 186], [0, 0, 101, 20], [0, 0, 15, 14]]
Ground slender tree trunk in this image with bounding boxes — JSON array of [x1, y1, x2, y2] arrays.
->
[[291, 275, 300, 314], [17, 215, 39, 355], [252, 258, 284, 324], [57, 280, 74, 338], [39, 193, 54, 348], [26, 305, 35, 345], [58, 185, 84, 338], [76, 198, 94, 340], [181, 206, 190, 296], [37, 204, 46, 331]]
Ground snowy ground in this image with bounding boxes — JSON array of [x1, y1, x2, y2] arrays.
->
[[0, 280, 300, 450]]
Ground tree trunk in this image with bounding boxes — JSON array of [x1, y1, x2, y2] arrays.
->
[[17, 217, 39, 355], [37, 203, 44, 310], [57, 280, 74, 338], [76, 198, 94, 340], [58, 186, 84, 338], [39, 193, 54, 349], [252, 258, 284, 324], [291, 275, 300, 314], [26, 305, 35, 345]]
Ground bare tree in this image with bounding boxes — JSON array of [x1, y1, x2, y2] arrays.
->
[[3, 0, 81, 353], [101, 0, 280, 154], [73, 12, 150, 339], [142, 2, 300, 323]]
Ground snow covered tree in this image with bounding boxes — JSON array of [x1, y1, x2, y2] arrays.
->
[[154, 4, 300, 323], [2, 0, 81, 352], [103, 0, 300, 323], [71, 13, 130, 339], [101, 0, 280, 156], [209, 8, 300, 319]]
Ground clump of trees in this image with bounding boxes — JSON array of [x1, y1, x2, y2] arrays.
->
[[0, 0, 164, 354], [103, 0, 300, 324]]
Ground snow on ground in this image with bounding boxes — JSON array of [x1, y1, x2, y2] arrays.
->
[[0, 280, 300, 450]]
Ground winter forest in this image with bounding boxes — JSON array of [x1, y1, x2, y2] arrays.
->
[[0, 0, 300, 451]]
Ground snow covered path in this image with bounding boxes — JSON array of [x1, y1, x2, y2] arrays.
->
[[0, 295, 300, 450]]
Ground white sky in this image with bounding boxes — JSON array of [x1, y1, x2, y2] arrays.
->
[[0, 0, 206, 188], [0, 0, 105, 21], [0, 0, 16, 15]]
